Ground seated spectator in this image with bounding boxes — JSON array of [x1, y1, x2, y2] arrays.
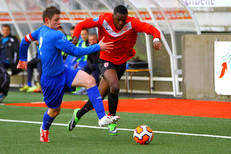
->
[[67, 26, 75, 41], [0, 24, 21, 75], [75, 29, 89, 69], [68, 29, 90, 94], [84, 33, 100, 84], [76, 33, 100, 95], [65, 29, 89, 70]]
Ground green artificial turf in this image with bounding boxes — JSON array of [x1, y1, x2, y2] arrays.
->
[[0, 91, 231, 154]]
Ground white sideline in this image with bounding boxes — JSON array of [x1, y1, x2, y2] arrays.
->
[[0, 118, 231, 139]]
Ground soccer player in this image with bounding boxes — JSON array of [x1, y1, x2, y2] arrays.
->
[[68, 5, 162, 135], [17, 6, 120, 142]]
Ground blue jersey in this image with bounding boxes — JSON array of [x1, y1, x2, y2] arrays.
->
[[19, 25, 101, 77]]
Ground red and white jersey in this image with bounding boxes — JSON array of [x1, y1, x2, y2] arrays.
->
[[73, 13, 161, 65]]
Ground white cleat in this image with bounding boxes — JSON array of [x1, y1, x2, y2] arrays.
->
[[98, 115, 120, 127]]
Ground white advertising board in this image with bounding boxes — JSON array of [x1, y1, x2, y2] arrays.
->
[[129, 0, 231, 8], [182, 0, 231, 7], [214, 41, 231, 95]]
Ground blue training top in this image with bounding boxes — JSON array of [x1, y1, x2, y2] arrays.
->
[[19, 25, 101, 77]]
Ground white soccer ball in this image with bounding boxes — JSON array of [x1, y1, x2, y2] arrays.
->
[[133, 125, 154, 145]]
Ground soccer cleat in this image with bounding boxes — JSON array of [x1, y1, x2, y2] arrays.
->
[[19, 85, 30, 92], [108, 123, 118, 136], [33, 83, 42, 92], [40, 126, 50, 142], [36, 83, 42, 90], [98, 115, 120, 127], [26, 86, 38, 92], [33, 87, 42, 93], [67, 108, 80, 131], [73, 87, 87, 95], [72, 87, 81, 94]]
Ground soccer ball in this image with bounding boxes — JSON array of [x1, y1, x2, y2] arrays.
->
[[133, 125, 154, 145]]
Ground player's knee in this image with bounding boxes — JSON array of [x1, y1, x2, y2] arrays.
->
[[110, 83, 120, 94], [53, 110, 60, 117], [86, 76, 96, 89], [49, 109, 61, 118], [56, 110, 61, 115]]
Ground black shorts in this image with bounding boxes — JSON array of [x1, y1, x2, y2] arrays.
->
[[98, 59, 126, 80]]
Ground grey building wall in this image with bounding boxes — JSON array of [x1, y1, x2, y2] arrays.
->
[[182, 34, 231, 101]]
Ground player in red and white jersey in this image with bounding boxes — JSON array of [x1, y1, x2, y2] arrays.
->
[[68, 5, 162, 135], [73, 10, 161, 65]]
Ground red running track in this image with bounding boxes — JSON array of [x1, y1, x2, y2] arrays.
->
[[5, 98, 231, 119]]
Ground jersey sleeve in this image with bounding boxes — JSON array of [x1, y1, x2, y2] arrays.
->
[[55, 33, 101, 57], [73, 17, 101, 38], [132, 18, 161, 40], [19, 28, 40, 61]]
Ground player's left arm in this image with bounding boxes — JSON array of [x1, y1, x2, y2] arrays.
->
[[132, 18, 162, 51]]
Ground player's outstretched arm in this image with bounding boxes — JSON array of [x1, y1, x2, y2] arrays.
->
[[17, 60, 27, 70], [57, 34, 101, 57], [98, 36, 113, 53]]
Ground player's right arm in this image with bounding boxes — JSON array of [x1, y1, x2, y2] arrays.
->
[[17, 28, 40, 70], [72, 17, 100, 45]]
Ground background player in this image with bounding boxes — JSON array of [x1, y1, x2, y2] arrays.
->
[[68, 5, 161, 135], [17, 6, 119, 142]]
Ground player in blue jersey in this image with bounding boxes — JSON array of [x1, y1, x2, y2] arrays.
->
[[17, 6, 120, 143]]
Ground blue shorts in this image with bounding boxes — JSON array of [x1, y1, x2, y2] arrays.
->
[[41, 67, 79, 108]]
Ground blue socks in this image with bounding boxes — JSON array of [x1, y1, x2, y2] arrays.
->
[[87, 85, 105, 119], [27, 82, 32, 87], [42, 110, 54, 130], [41, 86, 105, 130]]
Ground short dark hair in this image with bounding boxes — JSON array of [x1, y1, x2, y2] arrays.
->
[[89, 33, 97, 37], [82, 29, 89, 33], [113, 5, 128, 15], [42, 6, 61, 23], [70, 26, 75, 30], [2, 24, 11, 30]]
